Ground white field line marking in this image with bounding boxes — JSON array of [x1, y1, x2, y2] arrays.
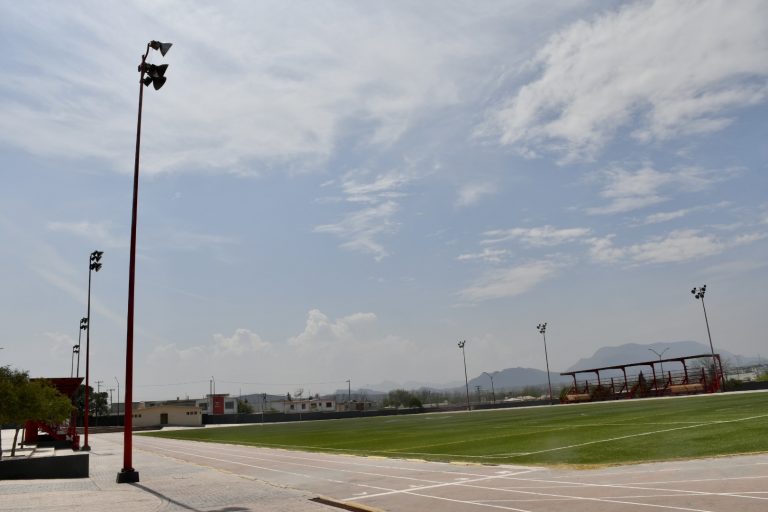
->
[[505, 412, 768, 458], [136, 436, 536, 484], [139, 436, 541, 478]]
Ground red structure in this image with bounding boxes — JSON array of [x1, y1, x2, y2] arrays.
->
[[560, 353, 723, 403], [23, 377, 83, 450]]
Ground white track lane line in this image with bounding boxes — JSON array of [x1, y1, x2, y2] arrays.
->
[[484, 474, 768, 504], [142, 440, 446, 485], [403, 481, 718, 512], [137, 438, 543, 500], [135, 441, 398, 495], [138, 436, 541, 479]]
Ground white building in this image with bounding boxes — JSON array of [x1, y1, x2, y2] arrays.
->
[[280, 398, 337, 414]]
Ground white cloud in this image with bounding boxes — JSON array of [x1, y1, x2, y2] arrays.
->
[[0, 3, 518, 176], [459, 260, 563, 302], [588, 229, 765, 265], [212, 328, 270, 355], [314, 200, 399, 261], [456, 182, 497, 208], [457, 248, 510, 264], [43, 331, 76, 358], [587, 165, 730, 215], [315, 168, 413, 260], [288, 309, 377, 350], [643, 208, 695, 225], [47, 221, 127, 248], [482, 225, 591, 247], [488, 0, 768, 160]]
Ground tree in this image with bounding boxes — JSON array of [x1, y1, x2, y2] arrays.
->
[[383, 389, 422, 409], [0, 366, 26, 459], [0, 368, 72, 458], [237, 399, 254, 414], [73, 385, 109, 419]]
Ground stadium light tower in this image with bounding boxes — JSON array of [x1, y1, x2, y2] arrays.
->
[[537, 323, 554, 405], [82, 250, 103, 451], [691, 285, 724, 392], [458, 340, 471, 412], [118, 39, 172, 485]]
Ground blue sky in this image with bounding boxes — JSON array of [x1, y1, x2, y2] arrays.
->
[[1, 1, 766, 400]]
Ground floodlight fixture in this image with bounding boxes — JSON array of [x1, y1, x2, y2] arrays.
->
[[149, 40, 173, 56]]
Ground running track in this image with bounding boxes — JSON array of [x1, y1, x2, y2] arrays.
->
[[133, 434, 768, 512]]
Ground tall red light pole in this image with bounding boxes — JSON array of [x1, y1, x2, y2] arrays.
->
[[117, 40, 172, 484], [82, 250, 103, 451]]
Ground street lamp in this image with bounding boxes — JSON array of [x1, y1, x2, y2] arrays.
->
[[82, 250, 103, 452], [649, 347, 670, 385], [691, 285, 724, 391], [71, 345, 79, 378], [458, 340, 471, 412], [482, 371, 496, 404], [537, 323, 554, 405], [118, 39, 172, 485]]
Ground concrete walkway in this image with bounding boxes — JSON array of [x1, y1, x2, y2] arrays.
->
[[0, 429, 328, 512]]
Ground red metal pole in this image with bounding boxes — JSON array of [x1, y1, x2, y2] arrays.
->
[[117, 48, 147, 484], [83, 265, 92, 451]]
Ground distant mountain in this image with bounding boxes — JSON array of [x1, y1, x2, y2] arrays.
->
[[467, 367, 569, 392], [567, 340, 757, 372]]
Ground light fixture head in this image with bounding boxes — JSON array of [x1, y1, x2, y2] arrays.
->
[[146, 63, 168, 78], [149, 40, 173, 57], [151, 76, 167, 90]]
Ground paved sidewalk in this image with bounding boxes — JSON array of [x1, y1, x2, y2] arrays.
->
[[0, 430, 328, 512]]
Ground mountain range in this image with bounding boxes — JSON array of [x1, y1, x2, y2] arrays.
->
[[363, 340, 761, 394]]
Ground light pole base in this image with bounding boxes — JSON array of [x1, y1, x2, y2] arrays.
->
[[116, 469, 140, 483]]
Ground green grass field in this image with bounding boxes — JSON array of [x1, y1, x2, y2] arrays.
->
[[142, 392, 768, 466]]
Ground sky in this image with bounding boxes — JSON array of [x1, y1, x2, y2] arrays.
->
[[1, 0, 767, 401]]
